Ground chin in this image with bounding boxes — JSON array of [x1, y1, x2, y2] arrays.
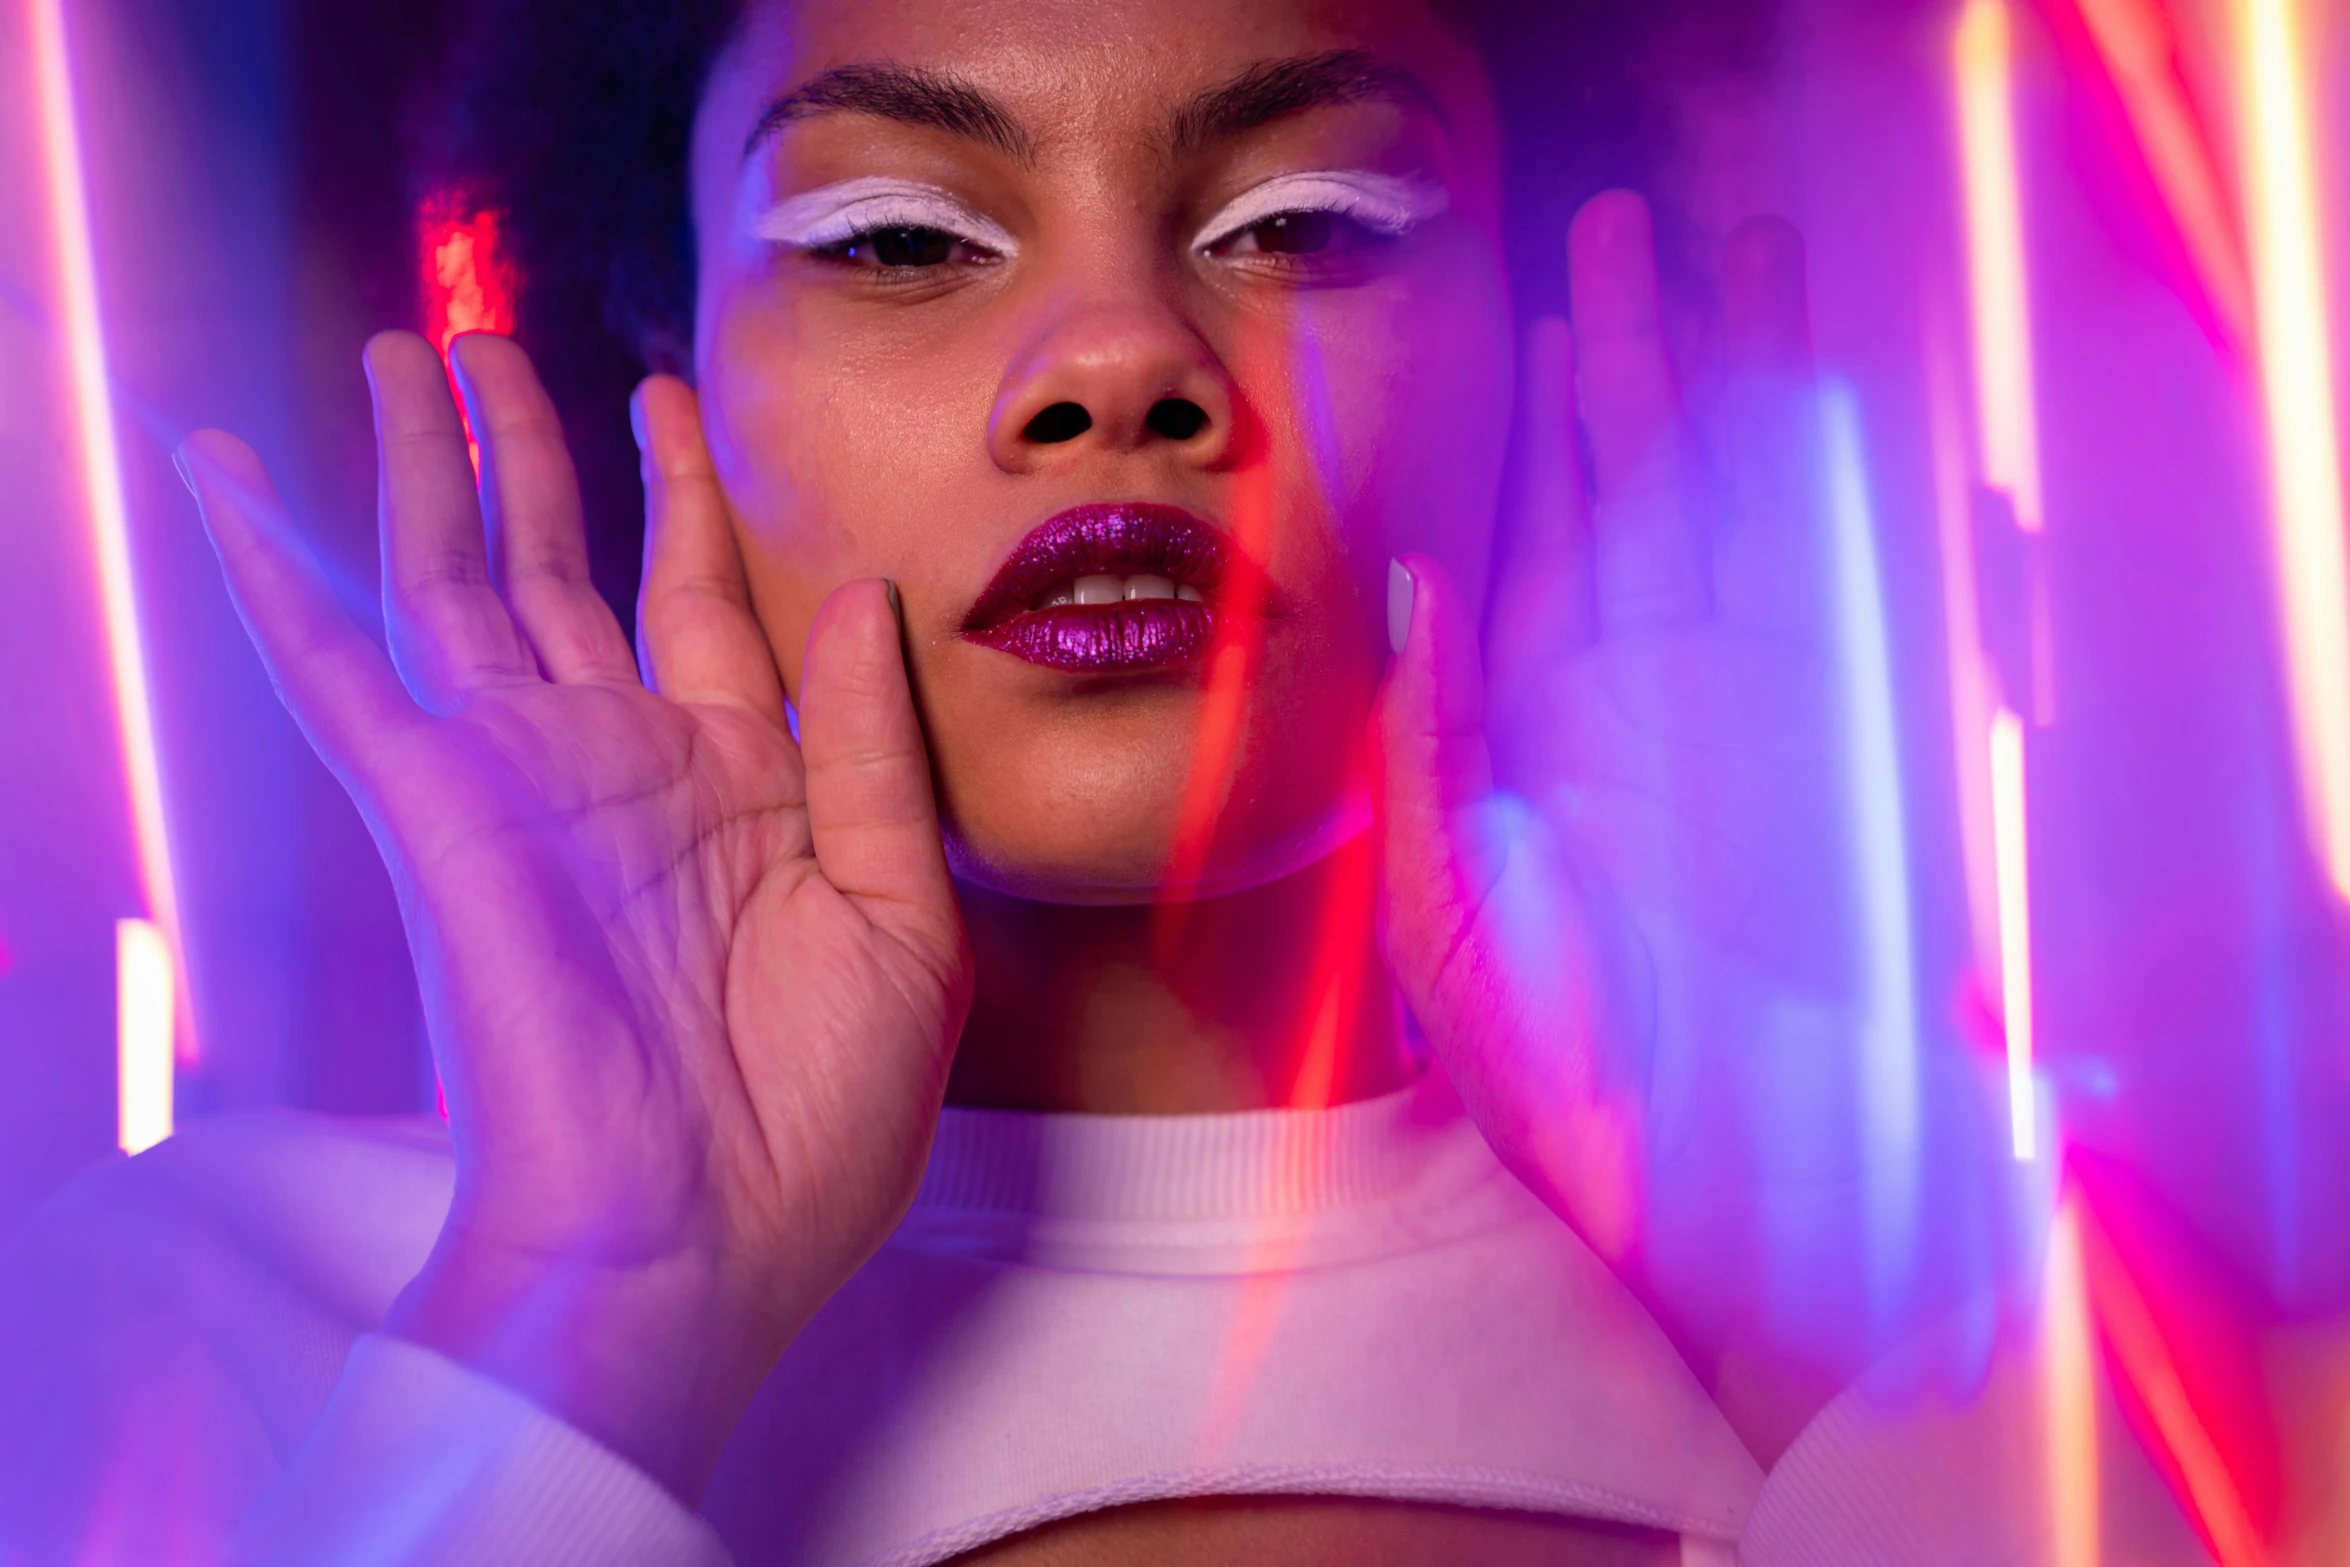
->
[[940, 773, 1376, 907]]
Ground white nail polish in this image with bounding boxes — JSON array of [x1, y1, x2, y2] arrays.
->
[[1387, 559, 1414, 655]]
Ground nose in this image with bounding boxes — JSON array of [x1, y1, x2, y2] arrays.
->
[[987, 303, 1238, 475]]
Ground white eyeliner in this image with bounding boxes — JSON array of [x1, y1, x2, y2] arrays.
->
[[747, 176, 1018, 256], [1191, 170, 1449, 254]]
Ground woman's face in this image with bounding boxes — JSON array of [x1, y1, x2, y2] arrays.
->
[[690, 0, 1514, 900]]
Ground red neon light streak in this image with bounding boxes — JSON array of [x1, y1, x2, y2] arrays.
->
[[2077, 1199, 2271, 1567], [33, 0, 197, 1073], [2235, 0, 2350, 902], [1150, 464, 1275, 967], [417, 192, 517, 467]]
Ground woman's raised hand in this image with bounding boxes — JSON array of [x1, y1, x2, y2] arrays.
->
[[1379, 192, 1899, 1457], [178, 331, 971, 1500]]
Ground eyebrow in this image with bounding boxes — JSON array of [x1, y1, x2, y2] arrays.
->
[[743, 48, 1437, 167], [746, 64, 1033, 161], [1167, 50, 1442, 155]]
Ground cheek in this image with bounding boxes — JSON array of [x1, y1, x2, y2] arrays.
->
[[696, 283, 1000, 676]]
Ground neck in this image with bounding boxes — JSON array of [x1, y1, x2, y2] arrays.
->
[[946, 832, 1413, 1115]]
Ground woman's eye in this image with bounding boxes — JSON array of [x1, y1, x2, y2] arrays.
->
[[821, 225, 987, 269], [1215, 210, 1386, 259]]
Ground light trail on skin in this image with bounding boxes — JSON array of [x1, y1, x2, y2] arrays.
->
[[33, 0, 198, 1078], [1148, 461, 1274, 969], [2235, 0, 2350, 902]]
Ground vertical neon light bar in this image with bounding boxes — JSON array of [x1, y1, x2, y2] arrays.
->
[[116, 920, 172, 1153], [2237, 0, 2350, 901], [33, 0, 195, 1103], [1958, 0, 2046, 535], [2044, 1195, 2103, 1567], [1957, 0, 2045, 1160]]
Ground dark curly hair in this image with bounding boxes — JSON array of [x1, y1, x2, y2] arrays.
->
[[414, 0, 1770, 611]]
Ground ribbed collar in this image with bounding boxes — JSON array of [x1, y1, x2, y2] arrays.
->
[[910, 1067, 1474, 1224]]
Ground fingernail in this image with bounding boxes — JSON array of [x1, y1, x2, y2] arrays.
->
[[1387, 558, 1414, 656], [171, 447, 197, 500], [628, 390, 649, 454], [884, 579, 904, 630]]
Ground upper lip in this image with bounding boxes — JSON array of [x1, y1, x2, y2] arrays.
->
[[961, 503, 1231, 631]]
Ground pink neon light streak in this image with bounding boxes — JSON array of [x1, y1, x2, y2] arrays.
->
[[1957, 0, 2048, 536], [2069, 0, 2253, 342], [1991, 709, 2037, 1160], [33, 0, 195, 1069], [2236, 0, 2350, 902], [1927, 324, 2004, 1004]]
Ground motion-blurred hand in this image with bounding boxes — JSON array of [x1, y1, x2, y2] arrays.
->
[[1380, 192, 1908, 1456], [179, 332, 971, 1500]]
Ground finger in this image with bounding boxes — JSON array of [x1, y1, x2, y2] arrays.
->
[[634, 376, 788, 722], [1486, 316, 1598, 689], [1569, 192, 1713, 629], [1712, 217, 1830, 638], [450, 333, 637, 685], [1721, 215, 1813, 375], [798, 579, 961, 967], [178, 431, 422, 782], [364, 330, 537, 710]]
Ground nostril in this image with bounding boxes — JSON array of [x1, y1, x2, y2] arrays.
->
[[1023, 402, 1093, 444], [1146, 399, 1209, 441]]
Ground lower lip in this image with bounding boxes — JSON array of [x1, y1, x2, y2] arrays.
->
[[965, 600, 1214, 672]]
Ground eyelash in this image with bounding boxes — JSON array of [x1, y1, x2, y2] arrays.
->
[[758, 172, 1445, 280]]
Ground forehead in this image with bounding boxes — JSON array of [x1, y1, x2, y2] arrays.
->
[[701, 0, 1495, 164]]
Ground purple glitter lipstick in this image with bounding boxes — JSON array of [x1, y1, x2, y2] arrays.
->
[[961, 503, 1232, 673]]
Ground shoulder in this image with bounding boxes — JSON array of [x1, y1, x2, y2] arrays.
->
[[7, 1109, 454, 1316], [0, 1112, 453, 1560]]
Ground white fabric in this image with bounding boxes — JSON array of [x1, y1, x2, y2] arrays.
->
[[0, 1071, 2210, 1565]]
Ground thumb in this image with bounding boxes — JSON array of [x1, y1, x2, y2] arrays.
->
[[798, 580, 965, 984], [1376, 554, 1643, 1263], [1376, 554, 1497, 1026], [1379, 554, 1493, 868]]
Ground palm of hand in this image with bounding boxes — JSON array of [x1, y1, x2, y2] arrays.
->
[[1385, 196, 1879, 1441], [181, 332, 967, 1493]]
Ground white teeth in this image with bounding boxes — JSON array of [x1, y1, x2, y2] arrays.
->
[[1033, 574, 1209, 609]]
